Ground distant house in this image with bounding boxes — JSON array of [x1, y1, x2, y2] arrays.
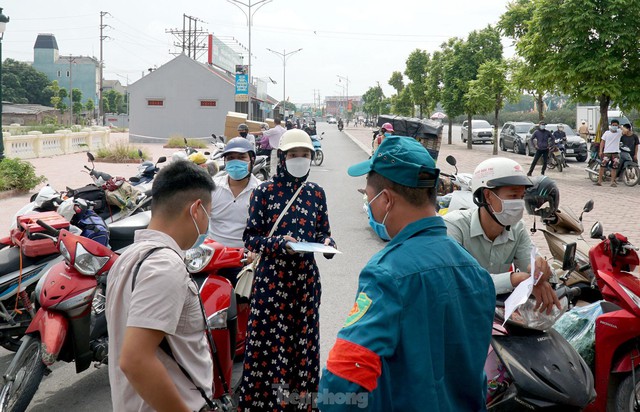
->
[[103, 79, 127, 95], [128, 54, 276, 142], [3, 103, 69, 125], [31, 34, 99, 106]]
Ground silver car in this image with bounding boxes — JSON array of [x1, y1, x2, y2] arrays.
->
[[461, 120, 494, 144]]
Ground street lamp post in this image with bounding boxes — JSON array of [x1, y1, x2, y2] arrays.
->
[[0, 8, 9, 161], [227, 0, 272, 121], [266, 48, 302, 118], [337, 74, 350, 120]]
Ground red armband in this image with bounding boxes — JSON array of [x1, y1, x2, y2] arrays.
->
[[326, 338, 382, 392]]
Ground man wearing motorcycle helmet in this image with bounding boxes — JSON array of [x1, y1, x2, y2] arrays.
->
[[236, 123, 256, 151], [444, 157, 562, 314], [209, 137, 260, 255]]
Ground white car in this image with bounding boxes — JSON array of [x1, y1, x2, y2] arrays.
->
[[461, 120, 494, 144], [327, 117, 337, 124]]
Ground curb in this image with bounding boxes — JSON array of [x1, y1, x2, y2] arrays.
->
[[0, 189, 29, 201], [343, 131, 370, 155]]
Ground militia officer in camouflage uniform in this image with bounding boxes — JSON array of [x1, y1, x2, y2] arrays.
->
[[319, 136, 496, 411]]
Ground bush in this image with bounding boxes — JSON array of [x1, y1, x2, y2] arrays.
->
[[164, 136, 208, 149], [0, 158, 46, 191], [96, 141, 150, 163]]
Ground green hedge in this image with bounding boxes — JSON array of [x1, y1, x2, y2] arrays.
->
[[0, 158, 46, 191]]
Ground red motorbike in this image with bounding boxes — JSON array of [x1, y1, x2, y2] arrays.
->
[[579, 222, 640, 412], [0, 219, 117, 412]]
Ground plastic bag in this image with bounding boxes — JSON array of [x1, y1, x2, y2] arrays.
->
[[553, 301, 603, 369]]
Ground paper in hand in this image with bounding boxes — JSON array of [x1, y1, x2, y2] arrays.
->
[[287, 242, 342, 254], [502, 246, 538, 326]]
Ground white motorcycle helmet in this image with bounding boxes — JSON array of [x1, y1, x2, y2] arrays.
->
[[471, 157, 533, 206], [34, 185, 60, 209]]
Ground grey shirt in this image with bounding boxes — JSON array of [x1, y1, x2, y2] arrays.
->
[[443, 208, 532, 294], [106, 229, 213, 412]]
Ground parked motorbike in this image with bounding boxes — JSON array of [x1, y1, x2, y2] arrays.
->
[[129, 149, 167, 186], [564, 223, 640, 412], [437, 155, 474, 214], [486, 284, 595, 410], [585, 144, 640, 186], [311, 132, 325, 166], [0, 219, 117, 412]]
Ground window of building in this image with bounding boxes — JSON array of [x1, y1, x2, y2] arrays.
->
[[200, 100, 217, 107], [57, 70, 61, 77], [147, 99, 164, 107], [66, 71, 70, 77]]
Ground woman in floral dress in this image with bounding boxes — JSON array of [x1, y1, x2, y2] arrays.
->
[[238, 129, 336, 411]]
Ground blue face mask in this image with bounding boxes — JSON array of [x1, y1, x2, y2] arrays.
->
[[367, 191, 391, 241], [189, 203, 210, 250], [384, 132, 391, 137], [226, 159, 250, 180]]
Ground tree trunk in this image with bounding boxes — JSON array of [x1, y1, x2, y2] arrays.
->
[[493, 107, 499, 155], [537, 93, 544, 121], [467, 113, 473, 150], [599, 94, 610, 139], [448, 117, 453, 145]]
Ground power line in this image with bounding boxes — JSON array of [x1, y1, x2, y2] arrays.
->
[[165, 14, 208, 59]]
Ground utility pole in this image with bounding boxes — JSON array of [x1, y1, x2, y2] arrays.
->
[[99, 11, 110, 126], [166, 14, 208, 59], [227, 0, 273, 121], [267, 48, 302, 117], [63, 56, 76, 124], [337, 74, 351, 120]]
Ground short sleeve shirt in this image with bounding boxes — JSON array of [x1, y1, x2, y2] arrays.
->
[[106, 229, 213, 412], [602, 130, 622, 153]]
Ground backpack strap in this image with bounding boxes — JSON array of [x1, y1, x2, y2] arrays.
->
[[130, 246, 218, 410]]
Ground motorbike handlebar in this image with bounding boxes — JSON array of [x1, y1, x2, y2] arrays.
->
[[36, 219, 60, 237], [84, 165, 91, 171]]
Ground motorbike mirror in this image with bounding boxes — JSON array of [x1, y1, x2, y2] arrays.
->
[[446, 155, 456, 166], [562, 242, 577, 271], [156, 156, 167, 164], [204, 151, 211, 156], [183, 137, 188, 145], [138, 149, 143, 159], [87, 152, 95, 162], [583, 200, 594, 213], [590, 222, 604, 240]]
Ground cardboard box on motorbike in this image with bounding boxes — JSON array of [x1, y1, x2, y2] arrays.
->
[[224, 112, 274, 141]]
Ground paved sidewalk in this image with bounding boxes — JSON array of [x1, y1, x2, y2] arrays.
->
[[343, 125, 638, 257]]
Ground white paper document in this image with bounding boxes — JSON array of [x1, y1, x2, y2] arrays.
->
[[287, 242, 342, 254], [502, 246, 538, 326]]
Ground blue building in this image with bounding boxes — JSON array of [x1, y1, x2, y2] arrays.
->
[[31, 34, 99, 106]]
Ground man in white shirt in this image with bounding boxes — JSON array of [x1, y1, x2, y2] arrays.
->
[[259, 118, 286, 175], [597, 119, 622, 187], [209, 138, 260, 284]]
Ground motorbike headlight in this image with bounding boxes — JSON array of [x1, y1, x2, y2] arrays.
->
[[620, 283, 640, 309], [74, 243, 110, 276], [59, 240, 72, 262], [185, 245, 215, 273], [207, 308, 228, 329], [495, 296, 569, 331]]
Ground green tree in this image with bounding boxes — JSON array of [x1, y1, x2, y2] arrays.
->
[[404, 49, 430, 118], [44, 81, 68, 113], [2, 59, 53, 105], [388, 71, 404, 95], [362, 85, 385, 118], [466, 59, 518, 154], [101, 97, 110, 114], [392, 87, 414, 116], [85, 98, 95, 114], [104, 90, 125, 114]]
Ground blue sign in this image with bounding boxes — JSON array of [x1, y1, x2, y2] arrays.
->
[[235, 74, 249, 95]]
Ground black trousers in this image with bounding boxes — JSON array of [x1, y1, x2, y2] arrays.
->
[[529, 149, 549, 175]]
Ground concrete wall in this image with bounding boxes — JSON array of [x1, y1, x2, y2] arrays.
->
[[128, 54, 235, 143]]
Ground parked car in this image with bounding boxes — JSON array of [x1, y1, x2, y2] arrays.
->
[[327, 117, 337, 124], [461, 120, 494, 144], [499, 121, 535, 154], [525, 123, 588, 162]]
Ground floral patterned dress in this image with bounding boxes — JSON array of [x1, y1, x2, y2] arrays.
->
[[238, 152, 335, 411]]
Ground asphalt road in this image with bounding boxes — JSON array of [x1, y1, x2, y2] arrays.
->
[[0, 123, 385, 411]]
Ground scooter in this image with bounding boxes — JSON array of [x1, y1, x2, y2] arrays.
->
[[311, 132, 325, 166], [486, 281, 596, 410], [437, 155, 474, 214], [338, 120, 344, 132], [585, 144, 640, 186], [0, 219, 117, 412], [568, 222, 640, 412], [547, 139, 566, 172], [129, 149, 167, 186]]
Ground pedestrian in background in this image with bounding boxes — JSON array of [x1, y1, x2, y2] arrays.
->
[[527, 121, 554, 176], [237, 123, 256, 152], [578, 120, 590, 142], [319, 136, 495, 411], [259, 117, 287, 175], [621, 123, 639, 163], [237, 129, 336, 411], [596, 119, 622, 187]]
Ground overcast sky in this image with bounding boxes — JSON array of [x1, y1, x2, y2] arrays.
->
[[5, 0, 514, 105]]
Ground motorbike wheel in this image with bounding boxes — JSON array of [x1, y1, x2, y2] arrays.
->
[[614, 368, 640, 412], [1, 336, 25, 353], [588, 163, 600, 183], [314, 150, 324, 166], [623, 165, 640, 187], [556, 157, 563, 172], [0, 336, 46, 412]]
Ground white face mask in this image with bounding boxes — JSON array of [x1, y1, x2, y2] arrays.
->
[[490, 192, 525, 227], [285, 157, 311, 178]]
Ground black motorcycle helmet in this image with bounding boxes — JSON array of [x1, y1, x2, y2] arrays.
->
[[524, 176, 560, 219]]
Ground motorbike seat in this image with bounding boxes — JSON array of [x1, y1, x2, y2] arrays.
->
[[108, 211, 151, 250], [0, 246, 57, 275]]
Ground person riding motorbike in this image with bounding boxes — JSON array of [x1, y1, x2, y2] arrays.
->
[[444, 157, 562, 313], [237, 123, 256, 151], [552, 125, 569, 168]]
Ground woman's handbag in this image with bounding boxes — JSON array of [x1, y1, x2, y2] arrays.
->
[[235, 184, 305, 298]]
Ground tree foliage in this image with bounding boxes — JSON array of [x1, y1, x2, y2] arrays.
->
[[85, 98, 95, 113], [404, 49, 430, 118], [44, 80, 67, 113], [392, 87, 414, 116], [104, 89, 127, 114], [388, 71, 404, 95], [1, 59, 53, 106], [362, 85, 385, 117]]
